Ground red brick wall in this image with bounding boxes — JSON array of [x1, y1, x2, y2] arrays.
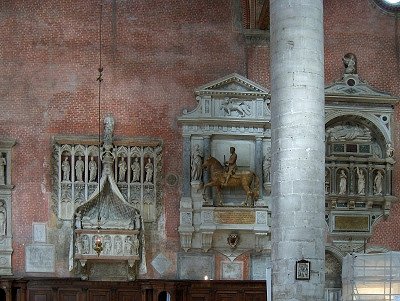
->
[[0, 0, 246, 277]]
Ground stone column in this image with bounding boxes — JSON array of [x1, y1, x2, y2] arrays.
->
[[255, 138, 263, 199], [270, 1, 325, 300], [182, 135, 191, 198], [203, 136, 211, 200]]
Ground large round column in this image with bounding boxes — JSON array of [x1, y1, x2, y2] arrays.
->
[[270, 1, 325, 300]]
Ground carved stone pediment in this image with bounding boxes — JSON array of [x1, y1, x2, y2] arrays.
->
[[325, 74, 396, 101], [195, 73, 269, 96], [179, 73, 271, 130]]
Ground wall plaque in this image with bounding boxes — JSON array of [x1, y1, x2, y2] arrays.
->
[[334, 215, 369, 232]]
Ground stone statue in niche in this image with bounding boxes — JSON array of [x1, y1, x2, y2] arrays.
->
[[133, 235, 139, 255], [223, 146, 237, 185], [81, 235, 90, 254], [75, 211, 82, 229], [342, 53, 357, 75], [220, 97, 251, 117], [75, 156, 84, 182], [0, 201, 6, 236], [104, 236, 112, 255], [339, 170, 347, 195], [356, 167, 365, 195], [131, 157, 140, 182], [374, 170, 384, 195], [386, 143, 394, 158], [0, 153, 6, 185], [118, 157, 127, 182], [114, 236, 123, 255], [62, 157, 71, 181], [144, 158, 153, 183], [124, 236, 133, 255], [89, 156, 97, 182], [191, 144, 203, 181], [263, 149, 271, 183]]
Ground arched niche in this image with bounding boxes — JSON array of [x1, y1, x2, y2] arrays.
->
[[325, 114, 389, 159]]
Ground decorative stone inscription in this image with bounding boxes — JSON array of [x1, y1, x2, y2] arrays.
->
[[33, 223, 46, 243], [221, 261, 243, 280], [214, 210, 255, 224], [25, 244, 55, 273], [334, 216, 369, 232], [251, 255, 270, 280], [177, 253, 215, 280]]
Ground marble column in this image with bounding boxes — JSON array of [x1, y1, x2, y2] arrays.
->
[[255, 138, 263, 199], [182, 135, 191, 198], [270, 0, 325, 300], [203, 136, 211, 200]]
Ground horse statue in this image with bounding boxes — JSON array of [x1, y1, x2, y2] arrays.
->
[[202, 156, 259, 206]]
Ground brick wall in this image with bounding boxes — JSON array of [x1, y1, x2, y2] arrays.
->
[[1, 0, 400, 277]]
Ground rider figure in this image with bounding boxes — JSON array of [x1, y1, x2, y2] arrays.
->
[[224, 147, 237, 185]]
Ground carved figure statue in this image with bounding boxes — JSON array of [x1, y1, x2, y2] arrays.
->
[[134, 212, 141, 229], [0, 154, 6, 185], [75, 156, 84, 182], [202, 156, 259, 206], [374, 170, 384, 195], [0, 201, 6, 236], [191, 144, 203, 181], [81, 235, 90, 254], [131, 157, 141, 182], [89, 156, 97, 182], [75, 211, 82, 229], [104, 236, 112, 255], [327, 124, 371, 142], [220, 98, 251, 117], [118, 157, 127, 182], [386, 143, 394, 158], [223, 147, 237, 185], [339, 170, 347, 195], [263, 149, 271, 183], [62, 157, 71, 181], [342, 53, 357, 74], [103, 115, 115, 144], [145, 158, 153, 183], [124, 236, 133, 255], [114, 236, 123, 255], [133, 235, 140, 255], [356, 167, 365, 195]]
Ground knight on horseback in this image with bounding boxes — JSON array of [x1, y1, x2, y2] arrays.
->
[[223, 146, 237, 185]]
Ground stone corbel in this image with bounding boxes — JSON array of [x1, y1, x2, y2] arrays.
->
[[201, 232, 214, 252], [255, 232, 270, 253], [178, 230, 193, 252]]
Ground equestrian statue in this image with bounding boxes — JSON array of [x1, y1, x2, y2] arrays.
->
[[201, 147, 259, 206]]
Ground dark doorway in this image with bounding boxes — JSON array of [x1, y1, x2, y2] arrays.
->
[[158, 291, 171, 301]]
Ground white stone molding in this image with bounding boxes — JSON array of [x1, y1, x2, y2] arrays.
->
[[0, 138, 15, 276]]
